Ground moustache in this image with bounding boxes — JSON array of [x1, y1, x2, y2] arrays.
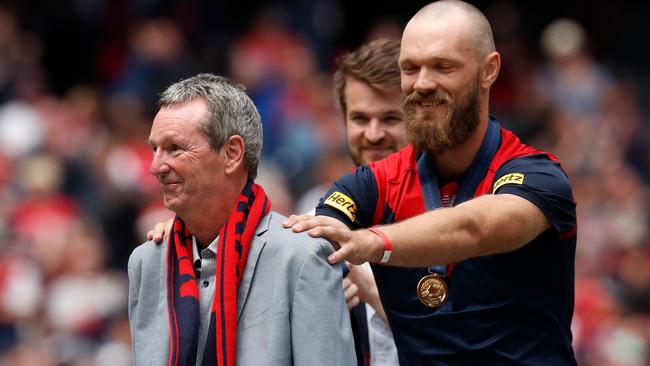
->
[[403, 90, 452, 106]]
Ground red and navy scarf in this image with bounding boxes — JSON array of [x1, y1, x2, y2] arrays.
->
[[165, 179, 270, 366]]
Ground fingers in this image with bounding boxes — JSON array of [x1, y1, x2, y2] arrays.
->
[[342, 278, 360, 310], [283, 214, 347, 233], [315, 215, 349, 230], [292, 217, 330, 232], [347, 265, 368, 289], [283, 216, 360, 264], [282, 214, 314, 229], [163, 218, 173, 238], [307, 224, 344, 241], [346, 295, 360, 310], [348, 264, 373, 287], [303, 226, 355, 264], [346, 265, 366, 301], [150, 222, 167, 244], [347, 265, 378, 304], [147, 218, 174, 244], [328, 244, 354, 265]]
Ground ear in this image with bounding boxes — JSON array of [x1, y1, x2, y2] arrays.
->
[[481, 51, 501, 90], [222, 135, 245, 175]]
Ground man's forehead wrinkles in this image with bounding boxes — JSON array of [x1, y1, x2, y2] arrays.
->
[[150, 127, 188, 144]]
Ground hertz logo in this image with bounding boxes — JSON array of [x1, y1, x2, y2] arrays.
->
[[324, 191, 357, 221], [492, 173, 524, 193]]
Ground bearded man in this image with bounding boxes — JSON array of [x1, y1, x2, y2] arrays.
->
[[285, 1, 578, 365]]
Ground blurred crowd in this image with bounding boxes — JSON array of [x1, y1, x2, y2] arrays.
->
[[0, 1, 648, 365]]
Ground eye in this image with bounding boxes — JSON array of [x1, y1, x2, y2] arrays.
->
[[384, 115, 404, 124], [168, 142, 188, 154], [402, 67, 418, 75], [350, 115, 369, 124], [437, 63, 455, 72], [401, 66, 419, 75]]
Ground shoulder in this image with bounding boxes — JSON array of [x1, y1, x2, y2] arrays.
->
[[494, 154, 573, 199], [494, 154, 576, 233], [130, 239, 166, 260], [498, 154, 564, 173], [128, 240, 166, 275], [493, 126, 571, 193], [493, 126, 558, 165], [258, 212, 335, 258], [495, 155, 571, 190]]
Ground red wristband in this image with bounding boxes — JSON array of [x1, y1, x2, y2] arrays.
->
[[368, 227, 392, 264]]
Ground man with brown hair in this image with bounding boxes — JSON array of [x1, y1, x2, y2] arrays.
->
[[332, 38, 403, 366], [334, 38, 407, 169]]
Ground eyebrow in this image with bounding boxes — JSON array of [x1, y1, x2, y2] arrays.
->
[[348, 110, 368, 115], [398, 59, 412, 68], [348, 109, 403, 117], [400, 55, 461, 66], [381, 110, 404, 116]]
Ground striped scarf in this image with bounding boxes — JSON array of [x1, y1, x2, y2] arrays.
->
[[165, 179, 270, 366]]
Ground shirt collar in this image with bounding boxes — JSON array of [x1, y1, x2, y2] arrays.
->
[[192, 236, 218, 261]]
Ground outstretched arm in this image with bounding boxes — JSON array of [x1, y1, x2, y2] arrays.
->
[[284, 193, 550, 267], [369, 193, 550, 266]]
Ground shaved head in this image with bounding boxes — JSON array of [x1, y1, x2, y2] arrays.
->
[[399, 0, 501, 155], [410, 0, 495, 60]]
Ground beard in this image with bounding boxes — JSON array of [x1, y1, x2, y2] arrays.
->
[[403, 75, 480, 154]]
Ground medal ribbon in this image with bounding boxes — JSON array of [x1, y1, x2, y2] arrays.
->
[[416, 118, 501, 278]]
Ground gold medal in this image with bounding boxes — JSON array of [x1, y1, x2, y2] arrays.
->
[[417, 273, 448, 308]]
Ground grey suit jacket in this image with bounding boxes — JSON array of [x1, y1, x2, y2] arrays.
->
[[128, 211, 356, 365]]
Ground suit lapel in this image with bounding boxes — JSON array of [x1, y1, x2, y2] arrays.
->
[[237, 212, 272, 322]]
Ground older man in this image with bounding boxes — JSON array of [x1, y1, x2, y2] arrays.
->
[[128, 74, 355, 366], [285, 1, 578, 365], [148, 40, 405, 366]]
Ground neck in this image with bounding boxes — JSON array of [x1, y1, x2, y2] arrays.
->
[[188, 223, 222, 249], [182, 175, 248, 249], [432, 116, 489, 181]]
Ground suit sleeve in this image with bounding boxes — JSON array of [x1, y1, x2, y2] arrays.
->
[[493, 154, 576, 235], [127, 241, 170, 366], [315, 165, 379, 229], [127, 248, 143, 361], [290, 241, 357, 365]]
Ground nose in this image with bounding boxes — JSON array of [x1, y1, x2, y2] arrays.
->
[[150, 149, 171, 177], [413, 68, 437, 94], [365, 119, 386, 143]]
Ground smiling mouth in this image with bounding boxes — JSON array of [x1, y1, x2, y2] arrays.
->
[[362, 147, 395, 158], [364, 146, 392, 151], [418, 100, 445, 107]]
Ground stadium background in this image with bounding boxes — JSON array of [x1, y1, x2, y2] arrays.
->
[[0, 0, 648, 364]]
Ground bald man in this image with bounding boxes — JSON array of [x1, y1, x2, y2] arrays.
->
[[285, 1, 578, 364]]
